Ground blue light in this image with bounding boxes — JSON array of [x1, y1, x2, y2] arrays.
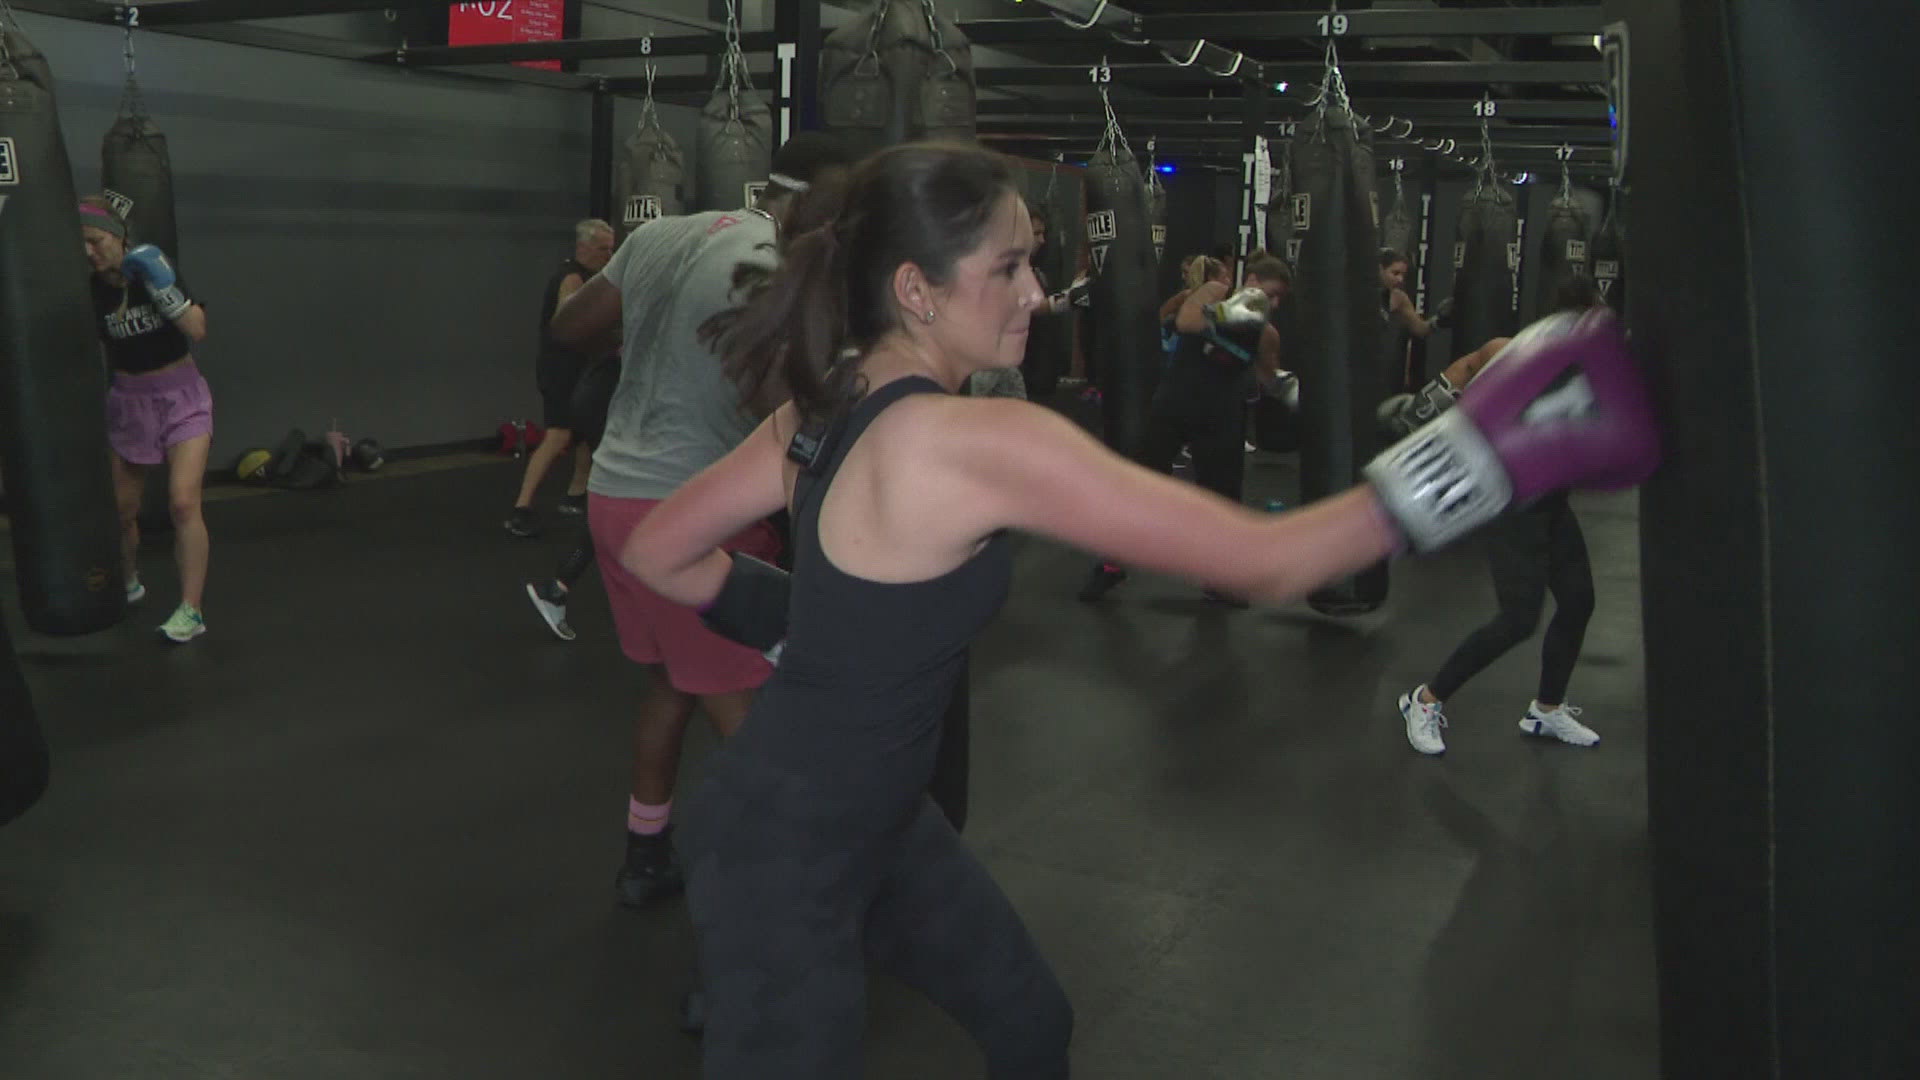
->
[[1156, 164, 1176, 175]]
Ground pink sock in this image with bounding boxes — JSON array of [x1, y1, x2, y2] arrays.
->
[[628, 797, 671, 836]]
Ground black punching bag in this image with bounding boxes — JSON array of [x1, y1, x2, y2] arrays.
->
[[1380, 167, 1414, 262], [1590, 187, 1627, 313], [818, 0, 976, 159], [1, 595, 49, 828], [1084, 142, 1158, 462], [1021, 163, 1070, 400], [613, 92, 685, 239], [1531, 186, 1592, 321], [101, 107, 178, 265], [1290, 107, 1388, 615], [1450, 178, 1519, 353], [0, 39, 129, 636]]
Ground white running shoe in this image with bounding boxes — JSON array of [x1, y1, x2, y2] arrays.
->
[[1399, 686, 1447, 756], [125, 576, 146, 604], [1520, 702, 1600, 746], [525, 582, 576, 642], [158, 603, 205, 643]]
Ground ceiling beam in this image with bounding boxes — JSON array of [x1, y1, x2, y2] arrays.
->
[[975, 61, 1605, 90], [1135, 8, 1606, 42], [975, 97, 1611, 122], [380, 30, 774, 67]]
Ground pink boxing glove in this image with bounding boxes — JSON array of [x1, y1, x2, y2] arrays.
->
[[1364, 307, 1660, 552]]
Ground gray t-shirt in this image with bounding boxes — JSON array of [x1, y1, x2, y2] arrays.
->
[[589, 210, 777, 500]]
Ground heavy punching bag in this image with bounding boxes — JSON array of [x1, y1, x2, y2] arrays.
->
[[1590, 184, 1627, 313], [0, 34, 128, 635], [1379, 161, 1414, 261], [2, 17, 53, 101], [1084, 134, 1158, 461], [1, 595, 49, 828], [1144, 138, 1167, 269], [1021, 160, 1071, 399], [101, 91, 178, 265], [1450, 175, 1520, 354], [1290, 106, 1388, 615], [818, 0, 976, 159], [613, 82, 685, 239], [1265, 139, 1297, 268], [697, 29, 770, 212], [1531, 177, 1593, 321]]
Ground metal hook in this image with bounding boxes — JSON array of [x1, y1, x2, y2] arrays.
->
[[1202, 51, 1244, 78], [1057, 0, 1109, 31], [1166, 40, 1205, 68]]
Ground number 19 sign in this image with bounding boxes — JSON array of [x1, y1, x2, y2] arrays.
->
[[450, 0, 569, 71]]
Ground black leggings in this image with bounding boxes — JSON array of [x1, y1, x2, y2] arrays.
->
[[1138, 374, 1247, 503], [1430, 496, 1594, 704], [2, 606, 50, 829], [555, 527, 595, 588]]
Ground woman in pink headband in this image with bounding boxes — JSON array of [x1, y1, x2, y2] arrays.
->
[[79, 194, 213, 644]]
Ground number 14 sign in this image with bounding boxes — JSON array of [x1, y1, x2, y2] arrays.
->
[[449, 0, 569, 71]]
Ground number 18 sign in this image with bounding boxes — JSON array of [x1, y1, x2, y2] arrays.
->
[[450, 0, 569, 71]]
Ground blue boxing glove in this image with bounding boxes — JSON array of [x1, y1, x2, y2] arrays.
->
[[121, 244, 191, 320]]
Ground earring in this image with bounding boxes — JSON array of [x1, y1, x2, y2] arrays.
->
[[923, 310, 936, 324]]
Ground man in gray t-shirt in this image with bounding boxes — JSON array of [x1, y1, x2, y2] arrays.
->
[[548, 131, 856, 909]]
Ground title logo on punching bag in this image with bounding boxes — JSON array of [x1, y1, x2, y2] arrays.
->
[[1567, 239, 1587, 262], [744, 181, 767, 208], [1151, 224, 1166, 262], [1453, 241, 1466, 269], [1595, 258, 1619, 296], [0, 137, 16, 185], [1286, 237, 1302, 264], [625, 195, 662, 226], [1085, 209, 1116, 273], [1291, 193, 1311, 232], [103, 188, 134, 218]]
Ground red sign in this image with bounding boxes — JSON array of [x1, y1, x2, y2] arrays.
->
[[449, 0, 568, 72]]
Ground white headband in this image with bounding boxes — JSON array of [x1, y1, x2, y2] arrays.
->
[[767, 172, 809, 193]]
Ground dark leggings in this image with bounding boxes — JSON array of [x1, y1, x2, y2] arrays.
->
[[2, 605, 50, 829], [1138, 375, 1247, 502], [1430, 495, 1594, 704], [685, 758, 1072, 1079], [555, 527, 595, 588]]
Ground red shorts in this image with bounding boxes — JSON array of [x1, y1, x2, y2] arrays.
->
[[588, 493, 782, 695]]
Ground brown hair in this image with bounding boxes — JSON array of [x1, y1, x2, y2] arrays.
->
[[1245, 253, 1291, 284], [704, 142, 1021, 425]]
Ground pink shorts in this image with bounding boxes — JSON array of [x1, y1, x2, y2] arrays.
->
[[107, 362, 214, 466], [588, 493, 783, 695]]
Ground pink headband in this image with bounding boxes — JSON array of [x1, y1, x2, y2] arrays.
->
[[78, 203, 127, 238]]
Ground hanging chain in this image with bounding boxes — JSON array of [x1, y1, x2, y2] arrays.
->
[[716, 0, 754, 121], [118, 7, 146, 119], [1094, 60, 1136, 165], [637, 62, 660, 130], [854, 0, 888, 76], [0, 0, 15, 77], [1558, 145, 1574, 202], [920, 0, 957, 76]]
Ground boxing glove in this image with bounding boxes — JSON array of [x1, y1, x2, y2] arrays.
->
[[1365, 307, 1659, 553], [1429, 296, 1455, 330], [1375, 373, 1460, 438], [1062, 274, 1093, 309], [698, 551, 790, 655], [1204, 286, 1271, 330], [121, 244, 191, 320]]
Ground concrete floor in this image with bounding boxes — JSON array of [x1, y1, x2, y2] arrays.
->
[[0, 446, 1658, 1079]]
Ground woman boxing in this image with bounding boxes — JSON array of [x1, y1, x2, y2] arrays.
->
[[80, 196, 212, 643], [622, 143, 1656, 1077]]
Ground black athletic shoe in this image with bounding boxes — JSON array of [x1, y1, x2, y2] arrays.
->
[[615, 828, 685, 908], [504, 507, 538, 538], [1078, 563, 1127, 603], [558, 494, 587, 517]]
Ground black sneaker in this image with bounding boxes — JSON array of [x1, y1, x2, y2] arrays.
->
[[557, 494, 587, 517], [504, 507, 538, 538], [615, 827, 685, 908], [1077, 563, 1127, 603]]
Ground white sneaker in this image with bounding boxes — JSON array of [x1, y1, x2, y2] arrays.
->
[[1399, 686, 1447, 755], [125, 577, 146, 604], [525, 582, 576, 642], [1520, 702, 1600, 747]]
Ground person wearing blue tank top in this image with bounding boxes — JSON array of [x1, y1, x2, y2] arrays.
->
[[618, 143, 1662, 1077]]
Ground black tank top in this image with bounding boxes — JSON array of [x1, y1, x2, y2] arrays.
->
[[733, 376, 1013, 798], [537, 258, 590, 359]]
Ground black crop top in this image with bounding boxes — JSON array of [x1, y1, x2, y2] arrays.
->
[[91, 275, 196, 375]]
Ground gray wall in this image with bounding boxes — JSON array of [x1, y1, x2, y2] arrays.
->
[[17, 10, 708, 463]]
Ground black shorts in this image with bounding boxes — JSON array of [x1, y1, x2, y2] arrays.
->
[[537, 349, 589, 430]]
